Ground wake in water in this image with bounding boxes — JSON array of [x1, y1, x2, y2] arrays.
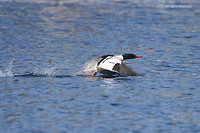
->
[[0, 60, 71, 78], [0, 60, 130, 79], [32, 66, 56, 77]]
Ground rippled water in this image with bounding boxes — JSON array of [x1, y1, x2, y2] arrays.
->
[[0, 0, 200, 133]]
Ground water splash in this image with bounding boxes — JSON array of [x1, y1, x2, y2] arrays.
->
[[0, 60, 14, 77], [33, 66, 56, 77], [0, 61, 72, 78]]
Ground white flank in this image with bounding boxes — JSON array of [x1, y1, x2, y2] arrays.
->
[[98, 56, 123, 72]]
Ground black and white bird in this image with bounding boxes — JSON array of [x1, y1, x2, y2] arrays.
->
[[78, 54, 142, 77]]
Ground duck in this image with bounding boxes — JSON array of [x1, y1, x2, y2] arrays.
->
[[78, 53, 142, 77]]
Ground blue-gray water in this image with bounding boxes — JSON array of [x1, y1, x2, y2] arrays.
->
[[0, 0, 200, 133]]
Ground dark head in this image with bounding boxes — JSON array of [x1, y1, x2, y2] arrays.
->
[[122, 54, 142, 60]]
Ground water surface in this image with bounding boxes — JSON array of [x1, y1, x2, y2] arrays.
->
[[0, 0, 200, 133]]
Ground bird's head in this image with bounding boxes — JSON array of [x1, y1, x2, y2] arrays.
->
[[122, 54, 142, 60]]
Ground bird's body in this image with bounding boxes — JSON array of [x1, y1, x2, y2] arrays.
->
[[77, 54, 142, 77]]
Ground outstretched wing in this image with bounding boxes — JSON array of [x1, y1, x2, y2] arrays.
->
[[113, 63, 141, 76]]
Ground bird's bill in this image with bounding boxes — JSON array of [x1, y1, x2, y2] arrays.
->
[[135, 55, 142, 58]]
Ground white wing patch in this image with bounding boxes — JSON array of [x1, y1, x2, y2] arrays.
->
[[97, 56, 122, 72]]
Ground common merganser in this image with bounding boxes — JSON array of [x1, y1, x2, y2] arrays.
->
[[78, 54, 142, 77]]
